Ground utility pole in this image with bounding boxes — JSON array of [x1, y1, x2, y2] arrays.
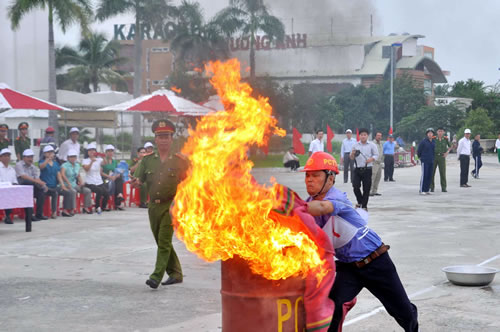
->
[[390, 43, 402, 132]]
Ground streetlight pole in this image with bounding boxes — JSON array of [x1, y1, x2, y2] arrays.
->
[[390, 43, 402, 132]]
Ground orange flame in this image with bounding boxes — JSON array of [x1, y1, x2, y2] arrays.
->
[[172, 59, 326, 280], [171, 86, 182, 94]]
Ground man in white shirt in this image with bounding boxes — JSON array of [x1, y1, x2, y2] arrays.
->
[[0, 148, 18, 224], [349, 128, 379, 210], [58, 127, 80, 162], [341, 129, 357, 183], [308, 130, 324, 156], [457, 128, 472, 188], [495, 133, 500, 163]]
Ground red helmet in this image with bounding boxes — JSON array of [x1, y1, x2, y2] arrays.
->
[[45, 126, 55, 133], [301, 152, 339, 174]]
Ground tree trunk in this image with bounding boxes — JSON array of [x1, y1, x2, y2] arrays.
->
[[131, 8, 143, 158], [48, 1, 59, 144]]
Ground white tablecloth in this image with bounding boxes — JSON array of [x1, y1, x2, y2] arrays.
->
[[0, 185, 34, 209]]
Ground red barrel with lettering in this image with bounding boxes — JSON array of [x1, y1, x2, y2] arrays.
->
[[221, 256, 305, 332]]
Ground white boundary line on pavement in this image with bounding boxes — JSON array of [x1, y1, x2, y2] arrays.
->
[[343, 253, 500, 327]]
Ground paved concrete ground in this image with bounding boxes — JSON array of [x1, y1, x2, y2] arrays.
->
[[1, 155, 499, 331]]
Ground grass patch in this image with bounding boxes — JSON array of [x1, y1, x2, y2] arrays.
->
[[250, 153, 341, 168]]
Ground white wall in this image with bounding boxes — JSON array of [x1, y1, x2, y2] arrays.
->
[[0, 3, 49, 94]]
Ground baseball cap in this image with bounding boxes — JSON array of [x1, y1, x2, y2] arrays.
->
[[0, 148, 11, 156], [69, 127, 80, 134], [23, 149, 35, 157], [464, 128, 471, 134], [105, 144, 115, 151], [45, 126, 55, 133], [86, 143, 97, 150], [42, 145, 55, 153], [345, 129, 352, 133], [144, 142, 154, 148], [67, 149, 79, 157]]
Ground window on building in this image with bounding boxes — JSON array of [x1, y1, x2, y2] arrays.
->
[[424, 79, 432, 96], [424, 51, 433, 59], [152, 80, 165, 86]]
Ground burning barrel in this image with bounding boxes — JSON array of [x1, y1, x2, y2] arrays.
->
[[221, 256, 305, 332]]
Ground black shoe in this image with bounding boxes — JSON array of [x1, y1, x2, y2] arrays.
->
[[139, 203, 148, 209], [374, 193, 382, 196], [83, 208, 93, 214], [389, 179, 395, 182], [442, 189, 447, 192], [384, 179, 388, 182], [31, 215, 40, 222], [36, 215, 48, 220], [369, 193, 375, 197], [145, 278, 159, 289], [116, 206, 125, 211], [4, 216, 13, 224], [161, 277, 183, 286], [102, 208, 111, 212], [62, 211, 71, 217]]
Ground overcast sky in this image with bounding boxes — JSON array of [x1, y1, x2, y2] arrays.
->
[[55, 0, 500, 86]]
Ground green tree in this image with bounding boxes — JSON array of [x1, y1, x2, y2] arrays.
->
[[459, 107, 495, 139], [165, 62, 214, 103], [169, 1, 229, 68], [8, 0, 93, 143], [56, 32, 129, 93], [434, 84, 451, 96], [214, 0, 285, 81], [96, 0, 176, 156], [449, 79, 500, 129], [397, 104, 465, 142]]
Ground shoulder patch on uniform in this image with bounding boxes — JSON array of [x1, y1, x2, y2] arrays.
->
[[175, 152, 188, 161]]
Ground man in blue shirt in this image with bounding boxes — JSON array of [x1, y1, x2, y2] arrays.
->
[[383, 135, 396, 181], [302, 152, 418, 332], [417, 128, 436, 195]]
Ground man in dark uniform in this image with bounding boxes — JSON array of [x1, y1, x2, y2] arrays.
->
[[0, 124, 10, 150], [15, 122, 31, 161], [134, 119, 188, 289], [471, 134, 483, 179], [417, 128, 435, 195], [430, 127, 452, 192]]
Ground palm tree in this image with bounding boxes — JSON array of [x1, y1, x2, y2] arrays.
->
[[8, 0, 93, 143], [96, 0, 176, 155], [214, 0, 285, 82], [169, 1, 229, 69], [57, 32, 129, 93]]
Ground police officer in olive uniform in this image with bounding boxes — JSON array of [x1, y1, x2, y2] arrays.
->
[[134, 119, 188, 289], [14, 122, 31, 162], [0, 124, 10, 150], [430, 127, 452, 192]]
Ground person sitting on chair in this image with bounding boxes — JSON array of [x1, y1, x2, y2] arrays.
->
[[283, 147, 300, 171]]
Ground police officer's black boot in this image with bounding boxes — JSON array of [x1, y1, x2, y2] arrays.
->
[[146, 278, 159, 289]]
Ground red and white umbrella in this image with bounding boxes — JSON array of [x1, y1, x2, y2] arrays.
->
[[98, 88, 213, 116], [0, 83, 71, 112]]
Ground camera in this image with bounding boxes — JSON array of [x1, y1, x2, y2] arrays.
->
[[354, 150, 361, 157]]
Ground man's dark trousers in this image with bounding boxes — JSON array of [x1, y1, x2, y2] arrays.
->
[[328, 253, 418, 332], [18, 179, 46, 217], [459, 154, 470, 185], [343, 153, 354, 183], [352, 167, 372, 208], [472, 155, 482, 177], [384, 154, 394, 181], [420, 161, 433, 193]]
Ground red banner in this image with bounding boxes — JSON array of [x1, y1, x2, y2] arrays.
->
[[326, 125, 334, 153], [356, 128, 360, 142], [292, 128, 306, 155]]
